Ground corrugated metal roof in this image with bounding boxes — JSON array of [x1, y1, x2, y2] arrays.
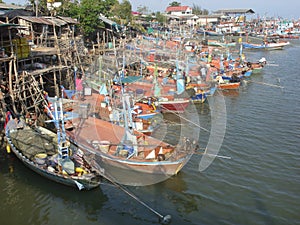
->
[[1, 9, 34, 19], [197, 14, 224, 18], [56, 16, 78, 24], [17, 16, 77, 26], [17, 16, 53, 25], [44, 16, 67, 26], [0, 21, 19, 27], [214, 9, 255, 14]]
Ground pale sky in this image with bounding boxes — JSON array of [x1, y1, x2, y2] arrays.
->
[[129, 0, 300, 20], [4, 0, 300, 20]]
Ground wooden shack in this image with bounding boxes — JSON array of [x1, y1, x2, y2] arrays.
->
[[0, 16, 89, 122]]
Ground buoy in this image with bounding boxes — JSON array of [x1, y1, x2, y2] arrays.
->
[[75, 167, 84, 173], [6, 144, 11, 153]]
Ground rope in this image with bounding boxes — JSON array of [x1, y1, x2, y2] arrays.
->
[[248, 80, 284, 88], [98, 169, 171, 224]]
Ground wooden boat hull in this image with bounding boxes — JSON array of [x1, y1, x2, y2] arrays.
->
[[136, 112, 159, 120], [218, 82, 240, 90], [94, 154, 191, 185], [208, 40, 236, 47], [98, 151, 191, 175], [6, 128, 101, 190], [242, 42, 289, 50], [158, 99, 190, 113], [66, 116, 197, 185]]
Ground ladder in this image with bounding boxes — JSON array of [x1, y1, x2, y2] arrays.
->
[[53, 98, 70, 161]]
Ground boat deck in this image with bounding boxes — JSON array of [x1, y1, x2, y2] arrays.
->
[[67, 115, 174, 161]]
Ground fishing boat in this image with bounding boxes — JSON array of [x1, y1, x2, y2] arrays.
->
[[130, 83, 191, 114], [198, 30, 223, 36], [117, 74, 190, 114], [188, 87, 211, 103], [217, 82, 240, 90], [67, 93, 198, 185], [134, 97, 161, 120], [242, 41, 290, 50], [215, 74, 241, 90], [246, 57, 267, 74], [157, 97, 190, 113], [207, 39, 236, 47], [5, 100, 102, 190]]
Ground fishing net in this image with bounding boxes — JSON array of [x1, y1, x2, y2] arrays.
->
[[9, 129, 57, 159]]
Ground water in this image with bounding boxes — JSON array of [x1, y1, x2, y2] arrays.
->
[[1, 40, 300, 225]]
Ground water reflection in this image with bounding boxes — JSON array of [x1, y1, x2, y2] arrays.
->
[[156, 172, 199, 215], [218, 89, 240, 97], [0, 152, 108, 225]]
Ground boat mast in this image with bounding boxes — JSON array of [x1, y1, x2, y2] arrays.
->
[[53, 98, 69, 164]]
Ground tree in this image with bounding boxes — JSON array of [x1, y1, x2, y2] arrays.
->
[[56, 0, 80, 18], [72, 0, 118, 37], [192, 4, 209, 15], [29, 0, 50, 15], [28, 0, 124, 39], [169, 1, 181, 7], [111, 0, 132, 25], [155, 11, 166, 24], [137, 5, 149, 14]]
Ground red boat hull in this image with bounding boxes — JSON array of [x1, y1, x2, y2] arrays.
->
[[159, 99, 190, 113], [218, 82, 240, 90]]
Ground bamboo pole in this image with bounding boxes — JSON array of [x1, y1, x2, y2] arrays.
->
[[53, 70, 59, 96], [8, 58, 17, 113], [51, 18, 64, 96]]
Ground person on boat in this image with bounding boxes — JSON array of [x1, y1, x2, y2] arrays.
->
[[104, 94, 111, 107], [4, 111, 12, 128], [75, 74, 84, 100], [231, 74, 240, 83], [259, 57, 267, 65], [215, 75, 225, 84], [5, 114, 26, 133]]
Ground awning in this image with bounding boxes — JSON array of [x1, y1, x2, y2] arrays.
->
[[121, 76, 143, 83]]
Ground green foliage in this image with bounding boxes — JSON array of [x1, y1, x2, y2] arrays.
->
[[169, 1, 181, 7], [145, 14, 153, 22], [55, 0, 80, 18], [137, 5, 149, 14], [155, 12, 167, 24], [55, 0, 118, 37], [111, 0, 132, 25]]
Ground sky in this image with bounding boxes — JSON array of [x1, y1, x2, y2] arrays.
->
[[129, 0, 300, 20], [4, 0, 300, 20]]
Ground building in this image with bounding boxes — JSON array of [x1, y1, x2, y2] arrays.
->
[[213, 9, 255, 22], [196, 14, 223, 26], [165, 6, 193, 16], [165, 5, 194, 26]]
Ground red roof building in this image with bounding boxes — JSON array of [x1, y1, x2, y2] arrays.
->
[[166, 6, 193, 16]]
